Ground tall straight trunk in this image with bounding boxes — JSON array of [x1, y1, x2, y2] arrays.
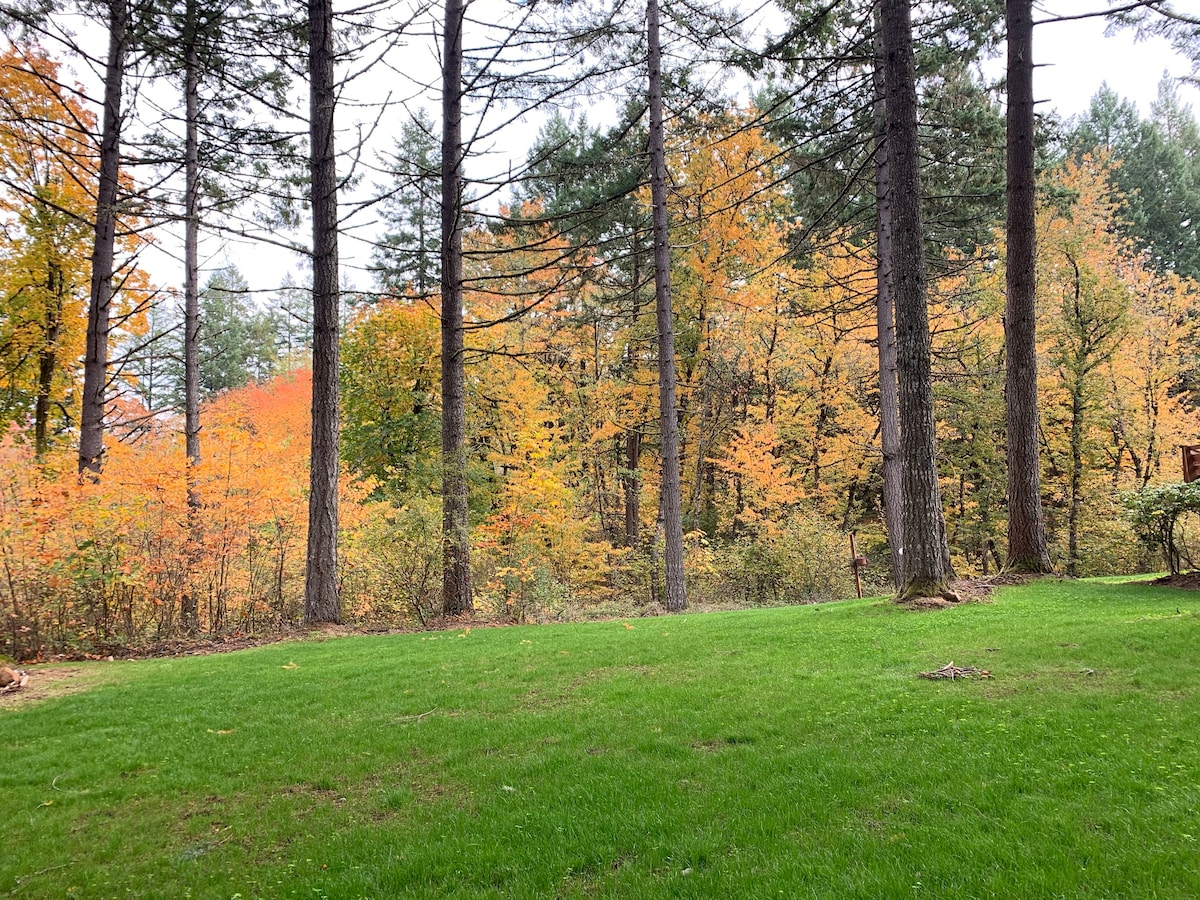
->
[[181, 9, 202, 633], [623, 428, 641, 549], [1004, 0, 1053, 573], [1067, 385, 1084, 577], [621, 249, 644, 552], [880, 0, 953, 598], [687, 366, 712, 532], [35, 262, 62, 459], [304, 0, 342, 624], [78, 0, 127, 476], [440, 0, 472, 616], [873, 9, 903, 590], [646, 0, 687, 612], [183, 24, 201, 472]]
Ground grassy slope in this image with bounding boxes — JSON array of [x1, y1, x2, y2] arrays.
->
[[1, 579, 1198, 899]]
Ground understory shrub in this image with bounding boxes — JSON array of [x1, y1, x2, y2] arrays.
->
[[690, 514, 854, 606]]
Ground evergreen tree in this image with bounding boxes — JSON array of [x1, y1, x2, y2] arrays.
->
[[881, 0, 953, 598], [373, 109, 442, 299], [1070, 80, 1200, 279], [305, 0, 341, 624], [1004, 0, 1053, 573], [270, 273, 313, 360]]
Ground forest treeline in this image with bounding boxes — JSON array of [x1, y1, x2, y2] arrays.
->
[[1, 2, 1199, 658]]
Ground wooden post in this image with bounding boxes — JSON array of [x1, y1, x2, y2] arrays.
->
[[850, 532, 863, 599]]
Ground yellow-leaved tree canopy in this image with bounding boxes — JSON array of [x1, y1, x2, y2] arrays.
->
[[0, 44, 152, 457], [0, 44, 97, 455]]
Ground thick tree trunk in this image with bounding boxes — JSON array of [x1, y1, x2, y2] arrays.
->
[[647, 0, 687, 612], [880, 0, 953, 598], [1004, 0, 1054, 573], [873, 10, 903, 591], [440, 0, 473, 616], [181, 14, 202, 633], [78, 0, 127, 476], [305, 0, 342, 624]]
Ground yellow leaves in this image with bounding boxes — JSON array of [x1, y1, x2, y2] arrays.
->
[[281, 662, 299, 670], [0, 45, 154, 440], [713, 422, 802, 526]]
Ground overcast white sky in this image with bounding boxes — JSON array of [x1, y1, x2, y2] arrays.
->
[[48, 1, 1198, 297], [1033, 0, 1199, 119]]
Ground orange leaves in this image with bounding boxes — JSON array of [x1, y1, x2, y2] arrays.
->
[[0, 369, 395, 654], [713, 422, 802, 532]]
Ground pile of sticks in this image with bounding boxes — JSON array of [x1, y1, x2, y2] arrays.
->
[[919, 661, 992, 680]]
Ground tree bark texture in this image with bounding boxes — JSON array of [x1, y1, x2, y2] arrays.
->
[[184, 20, 201, 472], [182, 8, 202, 632], [1003, 0, 1054, 573], [647, 0, 687, 612], [305, 0, 342, 624], [440, 0, 473, 616], [34, 263, 62, 459], [78, 0, 127, 476], [873, 9, 903, 591], [623, 428, 641, 550], [880, 0, 953, 597]]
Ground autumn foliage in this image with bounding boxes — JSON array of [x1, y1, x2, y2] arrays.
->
[[0, 372, 390, 658], [4, 78, 1200, 657]]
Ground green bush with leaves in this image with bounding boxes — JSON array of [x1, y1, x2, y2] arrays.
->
[[693, 514, 854, 606], [1123, 481, 1200, 575]]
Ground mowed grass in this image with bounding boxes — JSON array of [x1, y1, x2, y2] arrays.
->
[[2, 579, 1198, 899]]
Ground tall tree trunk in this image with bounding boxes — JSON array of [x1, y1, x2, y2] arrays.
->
[[1067, 384, 1084, 577], [305, 0, 342, 624], [623, 427, 642, 549], [873, 9, 903, 590], [181, 12, 202, 633], [1004, 0, 1053, 573], [441, 0, 472, 616], [647, 0, 687, 612], [880, 0, 953, 598], [687, 365, 712, 532], [34, 262, 62, 459], [78, 0, 127, 476]]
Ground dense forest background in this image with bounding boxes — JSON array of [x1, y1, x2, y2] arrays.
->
[[1, 0, 1199, 658]]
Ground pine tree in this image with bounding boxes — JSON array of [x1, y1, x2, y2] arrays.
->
[[880, 0, 953, 598], [1003, 0, 1053, 573]]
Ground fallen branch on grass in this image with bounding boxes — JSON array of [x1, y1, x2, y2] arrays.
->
[[919, 661, 992, 680]]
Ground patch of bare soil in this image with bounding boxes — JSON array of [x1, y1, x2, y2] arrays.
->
[[1149, 572, 1200, 590], [0, 665, 109, 707], [20, 617, 487, 665], [894, 577, 994, 609]]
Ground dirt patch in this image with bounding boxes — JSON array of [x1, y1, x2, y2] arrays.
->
[[894, 577, 998, 609], [0, 665, 111, 708], [1149, 572, 1200, 590]]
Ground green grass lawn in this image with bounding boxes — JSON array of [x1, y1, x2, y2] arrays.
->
[[2, 578, 1198, 899]]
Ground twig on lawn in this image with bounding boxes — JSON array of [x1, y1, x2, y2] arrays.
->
[[394, 708, 438, 723]]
